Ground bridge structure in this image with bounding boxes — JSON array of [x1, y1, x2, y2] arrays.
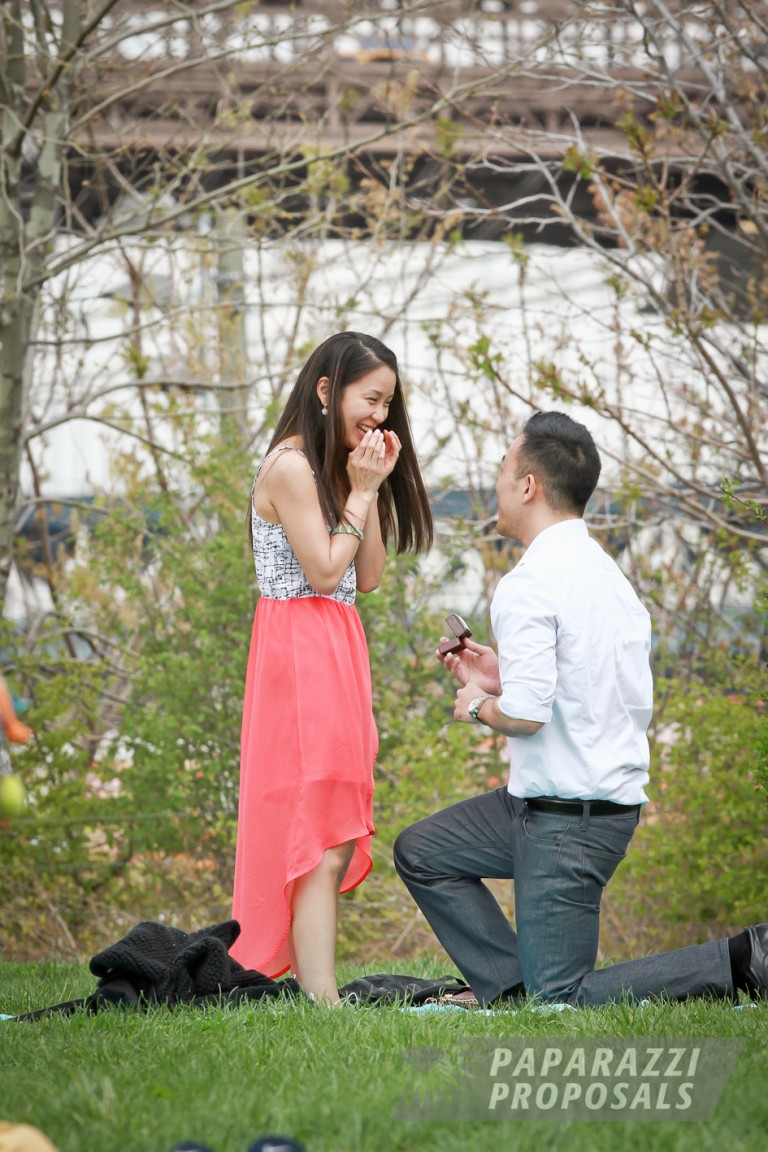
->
[[55, 0, 741, 238], [82, 0, 671, 160]]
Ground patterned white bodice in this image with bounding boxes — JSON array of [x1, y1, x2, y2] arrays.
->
[[251, 448, 357, 605]]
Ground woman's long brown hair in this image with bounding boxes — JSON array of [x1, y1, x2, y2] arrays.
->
[[252, 331, 433, 554]]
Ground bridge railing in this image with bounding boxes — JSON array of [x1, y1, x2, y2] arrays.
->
[[96, 0, 726, 72], [35, 1, 753, 161]]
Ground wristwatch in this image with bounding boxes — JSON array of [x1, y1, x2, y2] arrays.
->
[[468, 695, 494, 724]]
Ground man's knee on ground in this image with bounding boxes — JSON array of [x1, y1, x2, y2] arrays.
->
[[524, 966, 580, 1005]]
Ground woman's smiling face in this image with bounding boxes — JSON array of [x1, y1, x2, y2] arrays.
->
[[338, 365, 397, 450]]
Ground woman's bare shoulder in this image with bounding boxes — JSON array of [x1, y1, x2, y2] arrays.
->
[[254, 445, 316, 519], [260, 444, 313, 485]]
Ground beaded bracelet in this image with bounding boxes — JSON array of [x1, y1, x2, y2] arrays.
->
[[331, 523, 365, 541]]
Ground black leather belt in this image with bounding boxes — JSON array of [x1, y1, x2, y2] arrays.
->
[[526, 796, 640, 817]]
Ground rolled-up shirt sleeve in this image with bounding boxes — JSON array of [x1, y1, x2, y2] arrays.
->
[[492, 568, 557, 724]]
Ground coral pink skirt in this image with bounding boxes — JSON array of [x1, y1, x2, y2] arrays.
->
[[230, 595, 377, 976]]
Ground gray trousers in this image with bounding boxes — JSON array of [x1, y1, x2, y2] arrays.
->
[[393, 787, 732, 1006]]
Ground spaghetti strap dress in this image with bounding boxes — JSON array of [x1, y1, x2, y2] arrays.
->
[[230, 447, 377, 977]]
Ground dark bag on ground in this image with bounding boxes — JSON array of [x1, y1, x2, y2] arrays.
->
[[338, 973, 469, 1005]]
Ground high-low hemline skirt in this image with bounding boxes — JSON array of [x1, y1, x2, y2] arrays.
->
[[230, 595, 377, 977]]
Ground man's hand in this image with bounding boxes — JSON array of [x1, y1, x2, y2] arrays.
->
[[436, 636, 502, 694], [454, 678, 544, 737], [454, 680, 487, 724]]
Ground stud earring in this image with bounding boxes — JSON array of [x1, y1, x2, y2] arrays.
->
[[321, 405, 328, 416]]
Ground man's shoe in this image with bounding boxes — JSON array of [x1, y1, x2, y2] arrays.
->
[[744, 923, 768, 998]]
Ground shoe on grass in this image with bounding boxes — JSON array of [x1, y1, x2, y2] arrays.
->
[[247, 1137, 306, 1152], [435, 988, 482, 1009]]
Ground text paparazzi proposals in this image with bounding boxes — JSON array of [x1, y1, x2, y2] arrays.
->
[[396, 1038, 744, 1123]]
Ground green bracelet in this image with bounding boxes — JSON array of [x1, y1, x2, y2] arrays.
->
[[331, 523, 365, 541]]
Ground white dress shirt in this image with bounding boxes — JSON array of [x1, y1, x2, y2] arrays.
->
[[491, 519, 653, 805]]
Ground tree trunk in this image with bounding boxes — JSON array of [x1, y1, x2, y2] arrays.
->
[[0, 0, 80, 611], [216, 206, 249, 451]]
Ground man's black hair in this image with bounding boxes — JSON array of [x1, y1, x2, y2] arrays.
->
[[518, 411, 601, 514]]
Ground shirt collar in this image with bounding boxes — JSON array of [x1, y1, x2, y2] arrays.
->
[[521, 518, 587, 561]]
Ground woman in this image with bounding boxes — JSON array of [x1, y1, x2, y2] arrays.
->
[[231, 332, 432, 1003]]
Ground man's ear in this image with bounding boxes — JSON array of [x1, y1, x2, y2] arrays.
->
[[521, 472, 536, 502], [316, 376, 329, 408]]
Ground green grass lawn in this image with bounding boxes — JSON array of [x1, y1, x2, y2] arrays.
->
[[1, 958, 766, 1152]]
